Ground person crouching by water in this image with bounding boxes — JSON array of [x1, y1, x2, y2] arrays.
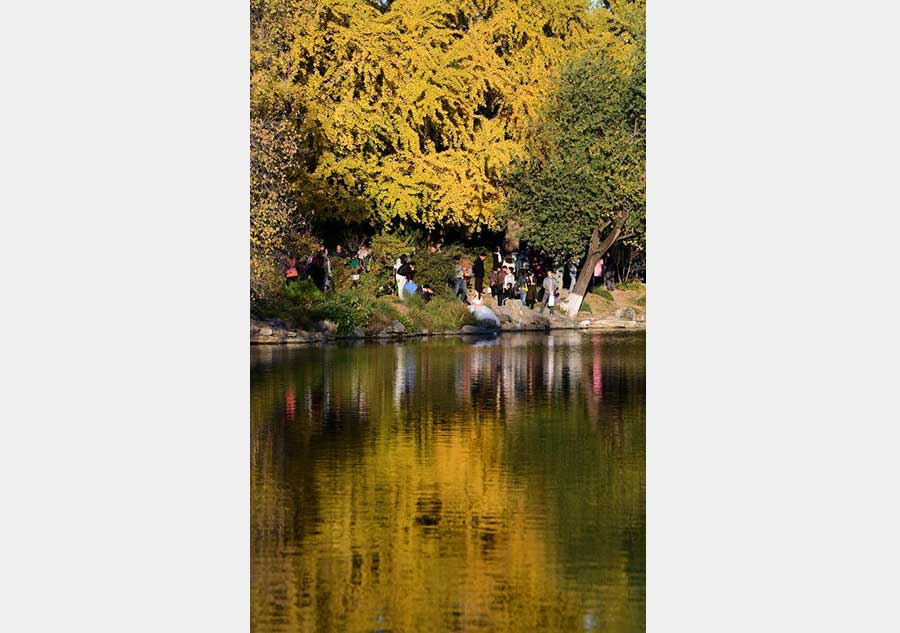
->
[[419, 284, 435, 302], [539, 270, 560, 316], [394, 254, 408, 298], [402, 279, 436, 303]]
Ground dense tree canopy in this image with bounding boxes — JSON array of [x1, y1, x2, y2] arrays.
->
[[251, 0, 636, 237], [505, 1, 645, 263]]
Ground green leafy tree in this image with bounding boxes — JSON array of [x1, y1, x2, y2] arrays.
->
[[506, 1, 644, 315]]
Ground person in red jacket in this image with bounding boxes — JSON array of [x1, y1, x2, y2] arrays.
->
[[285, 256, 299, 285]]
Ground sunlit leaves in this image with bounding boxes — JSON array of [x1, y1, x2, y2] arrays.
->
[[250, 0, 631, 234]]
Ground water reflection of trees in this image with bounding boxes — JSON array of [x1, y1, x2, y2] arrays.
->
[[251, 333, 645, 632]]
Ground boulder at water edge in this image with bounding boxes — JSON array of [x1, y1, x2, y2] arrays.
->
[[468, 304, 500, 328], [313, 319, 338, 334], [500, 299, 539, 326]]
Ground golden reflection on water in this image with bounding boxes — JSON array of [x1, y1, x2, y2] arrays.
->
[[251, 331, 645, 633]]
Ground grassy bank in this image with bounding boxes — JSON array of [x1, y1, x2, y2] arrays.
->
[[577, 279, 647, 319], [253, 279, 476, 336]]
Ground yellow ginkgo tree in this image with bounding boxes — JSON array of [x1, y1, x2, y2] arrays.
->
[[251, 0, 636, 240]]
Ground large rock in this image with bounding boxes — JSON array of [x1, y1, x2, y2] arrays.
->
[[259, 327, 274, 336], [468, 304, 500, 328], [313, 319, 338, 334], [589, 318, 644, 330], [500, 299, 539, 326], [548, 315, 577, 329], [378, 320, 405, 335], [615, 307, 637, 321]]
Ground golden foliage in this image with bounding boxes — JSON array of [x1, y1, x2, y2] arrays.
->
[[251, 0, 641, 233]]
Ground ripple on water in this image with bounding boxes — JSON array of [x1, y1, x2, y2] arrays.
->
[[251, 331, 645, 632]]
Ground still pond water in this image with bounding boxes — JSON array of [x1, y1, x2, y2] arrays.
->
[[251, 331, 645, 633]]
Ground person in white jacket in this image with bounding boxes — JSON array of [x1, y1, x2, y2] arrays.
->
[[503, 266, 516, 303], [394, 255, 408, 298], [539, 271, 560, 316]]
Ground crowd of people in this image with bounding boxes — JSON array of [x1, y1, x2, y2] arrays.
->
[[284, 244, 372, 292], [458, 249, 566, 315], [448, 247, 619, 317], [284, 241, 619, 315]]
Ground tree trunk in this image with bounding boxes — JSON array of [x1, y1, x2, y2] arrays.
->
[[565, 211, 630, 318], [504, 218, 522, 254]]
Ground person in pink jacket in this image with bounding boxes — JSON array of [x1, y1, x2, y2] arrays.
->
[[593, 258, 604, 289]]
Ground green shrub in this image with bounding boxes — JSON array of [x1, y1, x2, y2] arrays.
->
[[250, 231, 320, 310], [284, 278, 321, 302], [366, 232, 417, 297], [252, 237, 481, 336], [634, 294, 646, 306], [366, 233, 471, 298], [253, 278, 322, 325], [365, 298, 401, 334], [308, 288, 374, 335], [307, 299, 353, 333], [619, 279, 645, 292], [411, 245, 465, 297], [403, 296, 476, 333], [329, 261, 353, 291], [578, 301, 592, 313], [592, 288, 614, 302]]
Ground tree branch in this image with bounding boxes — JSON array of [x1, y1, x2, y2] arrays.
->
[[587, 209, 631, 258]]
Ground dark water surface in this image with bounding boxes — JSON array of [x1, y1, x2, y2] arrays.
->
[[251, 331, 645, 633]]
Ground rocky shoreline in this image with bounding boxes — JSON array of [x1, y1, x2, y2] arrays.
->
[[251, 300, 644, 345]]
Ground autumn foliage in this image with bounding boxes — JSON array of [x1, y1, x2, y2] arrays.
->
[[251, 1, 642, 255]]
